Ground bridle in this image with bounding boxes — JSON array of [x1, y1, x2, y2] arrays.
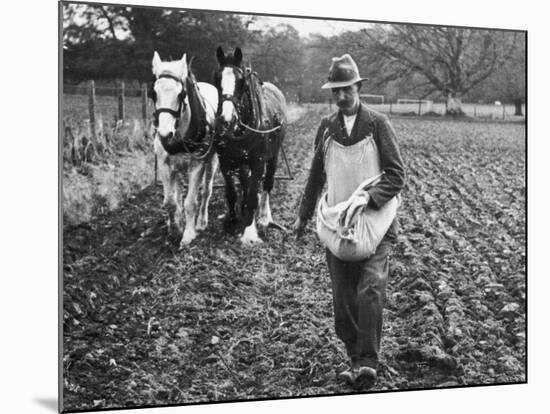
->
[[217, 66, 281, 140], [217, 66, 245, 120], [149, 72, 215, 160], [150, 73, 187, 129]]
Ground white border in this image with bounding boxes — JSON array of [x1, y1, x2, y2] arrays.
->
[[2, 0, 545, 413]]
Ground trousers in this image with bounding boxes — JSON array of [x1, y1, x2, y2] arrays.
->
[[325, 234, 393, 369]]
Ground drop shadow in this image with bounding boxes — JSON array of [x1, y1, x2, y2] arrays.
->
[[34, 397, 58, 412]]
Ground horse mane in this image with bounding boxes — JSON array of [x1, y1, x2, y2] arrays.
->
[[245, 69, 267, 129]]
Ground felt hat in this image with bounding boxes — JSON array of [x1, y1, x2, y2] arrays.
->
[[321, 54, 368, 89]]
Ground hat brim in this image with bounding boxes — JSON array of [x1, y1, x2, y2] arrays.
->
[[321, 77, 368, 89]]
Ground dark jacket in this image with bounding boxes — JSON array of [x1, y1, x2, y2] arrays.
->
[[298, 103, 406, 239]]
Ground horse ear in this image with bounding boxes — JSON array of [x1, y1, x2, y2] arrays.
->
[[216, 46, 225, 65], [234, 47, 243, 66], [152, 51, 162, 75]]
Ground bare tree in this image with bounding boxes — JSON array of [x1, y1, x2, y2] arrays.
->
[[485, 33, 526, 115], [364, 25, 518, 115]]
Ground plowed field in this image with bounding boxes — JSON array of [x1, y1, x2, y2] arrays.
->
[[63, 107, 525, 411]]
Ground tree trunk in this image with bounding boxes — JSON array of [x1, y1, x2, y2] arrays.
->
[[514, 98, 523, 116], [446, 93, 465, 117]]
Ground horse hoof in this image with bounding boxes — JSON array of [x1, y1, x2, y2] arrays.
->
[[239, 234, 263, 245], [179, 240, 192, 250], [195, 219, 208, 231], [180, 233, 196, 248]]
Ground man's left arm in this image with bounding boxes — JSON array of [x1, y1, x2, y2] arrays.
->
[[367, 115, 406, 208]]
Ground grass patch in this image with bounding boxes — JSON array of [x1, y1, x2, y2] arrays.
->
[[62, 116, 154, 226]]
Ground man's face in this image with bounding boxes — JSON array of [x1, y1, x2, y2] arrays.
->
[[332, 83, 360, 112]]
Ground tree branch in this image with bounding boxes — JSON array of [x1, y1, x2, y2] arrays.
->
[[99, 6, 118, 40]]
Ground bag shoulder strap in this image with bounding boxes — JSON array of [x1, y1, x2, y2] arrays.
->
[[321, 127, 332, 160]]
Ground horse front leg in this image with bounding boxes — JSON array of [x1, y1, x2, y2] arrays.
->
[[239, 160, 264, 245], [258, 146, 279, 228], [238, 165, 249, 219], [180, 160, 204, 247], [155, 142, 177, 229], [219, 157, 239, 235], [196, 152, 219, 231]]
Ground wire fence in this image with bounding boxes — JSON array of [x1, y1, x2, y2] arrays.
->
[[368, 102, 525, 120], [328, 98, 526, 121], [62, 81, 526, 138], [63, 81, 152, 140]]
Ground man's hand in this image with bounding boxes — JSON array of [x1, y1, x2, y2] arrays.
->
[[293, 217, 307, 239], [340, 191, 370, 228]]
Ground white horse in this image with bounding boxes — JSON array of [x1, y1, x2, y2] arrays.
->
[[151, 51, 219, 247]]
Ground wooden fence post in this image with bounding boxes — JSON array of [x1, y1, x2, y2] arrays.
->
[[502, 103, 506, 120], [418, 99, 422, 116], [88, 80, 97, 145], [141, 83, 148, 126], [118, 81, 125, 120], [389, 100, 393, 115], [154, 153, 158, 185], [474, 104, 477, 117], [142, 82, 157, 185]]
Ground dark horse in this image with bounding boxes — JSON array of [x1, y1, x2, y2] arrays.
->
[[213, 46, 287, 244]]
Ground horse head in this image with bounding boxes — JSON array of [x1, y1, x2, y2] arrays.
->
[[213, 46, 248, 134], [150, 51, 189, 140]]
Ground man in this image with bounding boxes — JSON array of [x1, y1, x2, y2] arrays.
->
[[293, 54, 406, 388]]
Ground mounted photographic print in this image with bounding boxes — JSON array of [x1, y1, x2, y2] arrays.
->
[[60, 0, 526, 412]]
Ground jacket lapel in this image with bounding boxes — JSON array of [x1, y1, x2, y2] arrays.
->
[[351, 104, 374, 141], [330, 111, 346, 141]]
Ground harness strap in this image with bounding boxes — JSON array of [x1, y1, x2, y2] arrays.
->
[[184, 74, 210, 142], [218, 65, 283, 139], [238, 120, 281, 134], [158, 73, 185, 84], [246, 70, 262, 129], [154, 71, 215, 159], [153, 107, 183, 120]]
